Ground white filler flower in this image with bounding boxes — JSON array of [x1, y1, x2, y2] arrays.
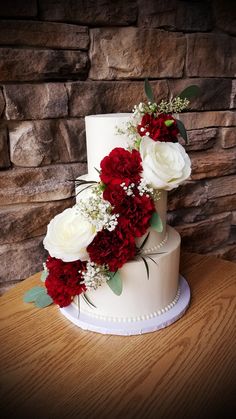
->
[[140, 137, 191, 191], [43, 207, 96, 262]]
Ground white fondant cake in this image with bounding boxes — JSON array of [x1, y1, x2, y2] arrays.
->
[[75, 114, 182, 323]]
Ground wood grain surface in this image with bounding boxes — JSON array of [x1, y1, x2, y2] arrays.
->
[[0, 252, 235, 419]]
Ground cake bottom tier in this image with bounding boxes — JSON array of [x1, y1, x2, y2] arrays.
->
[[75, 226, 181, 323]]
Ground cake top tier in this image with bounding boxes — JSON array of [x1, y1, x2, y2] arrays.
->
[[85, 113, 132, 180]]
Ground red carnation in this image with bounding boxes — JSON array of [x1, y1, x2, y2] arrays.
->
[[100, 147, 142, 186], [45, 256, 86, 307], [137, 113, 179, 142], [103, 183, 126, 206], [114, 193, 155, 238], [87, 227, 136, 272]]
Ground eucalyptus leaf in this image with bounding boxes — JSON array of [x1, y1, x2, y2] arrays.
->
[[23, 286, 45, 303], [178, 85, 200, 100], [144, 78, 154, 103], [40, 270, 48, 282], [150, 212, 163, 233], [35, 292, 53, 308], [107, 271, 122, 296], [176, 119, 188, 144]]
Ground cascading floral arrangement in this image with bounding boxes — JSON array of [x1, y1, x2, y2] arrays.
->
[[24, 81, 199, 309]]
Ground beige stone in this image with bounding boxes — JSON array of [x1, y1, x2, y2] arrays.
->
[[168, 194, 236, 225], [0, 198, 73, 245], [39, 0, 137, 25], [168, 181, 207, 210], [213, 0, 236, 36], [207, 175, 236, 199], [0, 236, 47, 283], [89, 28, 186, 79], [67, 80, 168, 117], [4, 83, 68, 120], [176, 213, 232, 252], [0, 0, 37, 17], [0, 125, 10, 168], [0, 21, 89, 50], [180, 111, 236, 130], [220, 127, 236, 149], [186, 33, 236, 77], [185, 129, 217, 151], [0, 48, 88, 82], [190, 150, 236, 180], [138, 0, 213, 31], [9, 119, 86, 167], [168, 78, 234, 111], [0, 163, 87, 205]]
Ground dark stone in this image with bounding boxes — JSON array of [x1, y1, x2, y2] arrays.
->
[[0, 48, 88, 82], [89, 28, 186, 79], [67, 80, 168, 117], [186, 33, 236, 77], [0, 163, 87, 205], [168, 78, 234, 111], [0, 20, 89, 50], [0, 0, 37, 17], [0, 125, 10, 169], [4, 83, 68, 120], [0, 198, 73, 244], [0, 236, 47, 283], [39, 0, 137, 25], [213, 0, 236, 35], [9, 119, 86, 167], [138, 0, 213, 32]]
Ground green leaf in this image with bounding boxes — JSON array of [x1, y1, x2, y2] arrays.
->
[[35, 292, 53, 308], [164, 119, 174, 127], [150, 212, 163, 233], [144, 78, 154, 103], [23, 286, 45, 303], [178, 85, 201, 101], [176, 119, 188, 144], [107, 271, 122, 296], [141, 257, 149, 280], [40, 270, 48, 282]]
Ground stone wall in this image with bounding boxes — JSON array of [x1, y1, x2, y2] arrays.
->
[[0, 0, 235, 293]]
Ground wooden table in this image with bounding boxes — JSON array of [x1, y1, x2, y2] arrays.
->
[[0, 253, 235, 419]]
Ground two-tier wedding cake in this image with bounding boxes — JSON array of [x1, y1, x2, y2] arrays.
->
[[25, 84, 194, 335]]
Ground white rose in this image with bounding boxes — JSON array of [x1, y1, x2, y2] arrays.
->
[[43, 207, 96, 262], [140, 137, 191, 191]]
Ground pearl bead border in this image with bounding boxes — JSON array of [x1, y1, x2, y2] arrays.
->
[[142, 232, 168, 255], [79, 286, 181, 323]]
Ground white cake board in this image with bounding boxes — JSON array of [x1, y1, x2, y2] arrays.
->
[[60, 275, 190, 336]]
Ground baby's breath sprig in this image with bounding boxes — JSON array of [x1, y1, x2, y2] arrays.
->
[[80, 262, 109, 290], [137, 179, 161, 201], [75, 190, 119, 232], [157, 97, 190, 114]]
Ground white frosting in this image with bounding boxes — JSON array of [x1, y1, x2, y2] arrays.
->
[[85, 113, 132, 180], [78, 227, 180, 321]]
